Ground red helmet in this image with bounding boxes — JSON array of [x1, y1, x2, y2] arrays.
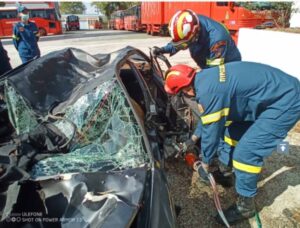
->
[[168, 9, 200, 49], [164, 65, 196, 95]]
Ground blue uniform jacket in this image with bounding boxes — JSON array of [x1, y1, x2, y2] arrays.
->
[[12, 21, 40, 59], [162, 15, 241, 69], [194, 62, 300, 164]]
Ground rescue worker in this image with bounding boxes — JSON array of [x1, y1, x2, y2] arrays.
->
[[12, 5, 40, 64], [152, 9, 241, 69], [152, 9, 241, 174], [164, 63, 300, 225], [0, 41, 12, 75]]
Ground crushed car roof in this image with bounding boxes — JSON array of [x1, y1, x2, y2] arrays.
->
[[1, 46, 144, 116]]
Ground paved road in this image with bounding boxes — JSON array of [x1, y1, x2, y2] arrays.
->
[[3, 29, 195, 68], [1, 30, 144, 45]]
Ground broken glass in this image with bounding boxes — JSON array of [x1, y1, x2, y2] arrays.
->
[[30, 79, 148, 178], [5, 84, 38, 135]]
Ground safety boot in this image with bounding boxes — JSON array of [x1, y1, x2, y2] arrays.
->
[[215, 195, 256, 225]]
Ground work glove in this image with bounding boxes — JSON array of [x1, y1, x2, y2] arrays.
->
[[151, 46, 164, 56], [181, 139, 196, 153]]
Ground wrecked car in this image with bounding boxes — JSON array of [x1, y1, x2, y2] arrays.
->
[[0, 47, 197, 228]]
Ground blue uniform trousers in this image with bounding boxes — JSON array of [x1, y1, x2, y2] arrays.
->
[[221, 96, 300, 197]]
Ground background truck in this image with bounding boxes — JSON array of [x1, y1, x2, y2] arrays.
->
[[65, 15, 79, 31], [141, 2, 274, 43], [110, 2, 275, 44], [0, 1, 62, 37]]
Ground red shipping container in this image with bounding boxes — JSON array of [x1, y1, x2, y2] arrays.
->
[[139, 2, 271, 43], [141, 2, 164, 25]]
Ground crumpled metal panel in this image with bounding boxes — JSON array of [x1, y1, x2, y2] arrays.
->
[[0, 47, 177, 228], [3, 48, 109, 116], [1, 47, 147, 116], [2, 167, 147, 228]]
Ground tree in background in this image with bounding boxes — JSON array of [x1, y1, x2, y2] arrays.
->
[[60, 2, 86, 15], [241, 2, 294, 27], [270, 2, 294, 27], [91, 2, 137, 19]]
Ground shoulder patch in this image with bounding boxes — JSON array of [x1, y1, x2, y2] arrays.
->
[[210, 41, 227, 58]]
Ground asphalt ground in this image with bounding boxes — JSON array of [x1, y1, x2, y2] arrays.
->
[[3, 29, 197, 69]]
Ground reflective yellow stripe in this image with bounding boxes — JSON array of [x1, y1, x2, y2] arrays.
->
[[225, 120, 233, 126], [165, 70, 180, 80], [219, 64, 226, 82], [206, 58, 224, 66], [233, 160, 262, 174], [201, 108, 229, 125], [224, 136, 238, 147], [177, 12, 190, 39]]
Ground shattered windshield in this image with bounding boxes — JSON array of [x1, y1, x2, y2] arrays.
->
[[5, 79, 148, 178]]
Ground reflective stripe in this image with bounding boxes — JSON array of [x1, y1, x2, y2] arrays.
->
[[12, 35, 19, 40], [225, 121, 233, 126], [224, 136, 238, 147], [233, 160, 262, 174], [165, 71, 180, 80], [206, 58, 224, 66], [219, 64, 226, 82], [170, 11, 181, 39], [201, 108, 229, 125], [177, 12, 190, 39]]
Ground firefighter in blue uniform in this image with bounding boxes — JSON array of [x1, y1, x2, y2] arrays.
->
[[0, 40, 12, 75], [152, 9, 241, 69], [164, 62, 300, 225], [12, 6, 40, 64], [152, 9, 241, 175]]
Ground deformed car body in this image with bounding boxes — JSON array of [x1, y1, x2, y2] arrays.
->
[[0, 47, 195, 228]]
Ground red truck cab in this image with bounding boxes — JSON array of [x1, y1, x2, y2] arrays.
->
[[66, 15, 79, 31]]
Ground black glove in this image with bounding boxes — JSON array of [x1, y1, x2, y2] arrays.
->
[[181, 139, 196, 152], [151, 46, 164, 56]]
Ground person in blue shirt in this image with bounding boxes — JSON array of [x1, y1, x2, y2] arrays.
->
[[0, 40, 12, 75], [152, 9, 241, 69], [164, 62, 300, 225], [12, 6, 40, 64]]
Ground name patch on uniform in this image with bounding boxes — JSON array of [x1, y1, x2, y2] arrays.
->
[[219, 64, 226, 82], [18, 27, 25, 32]]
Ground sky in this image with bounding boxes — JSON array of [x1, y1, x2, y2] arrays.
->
[[84, 2, 99, 15]]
